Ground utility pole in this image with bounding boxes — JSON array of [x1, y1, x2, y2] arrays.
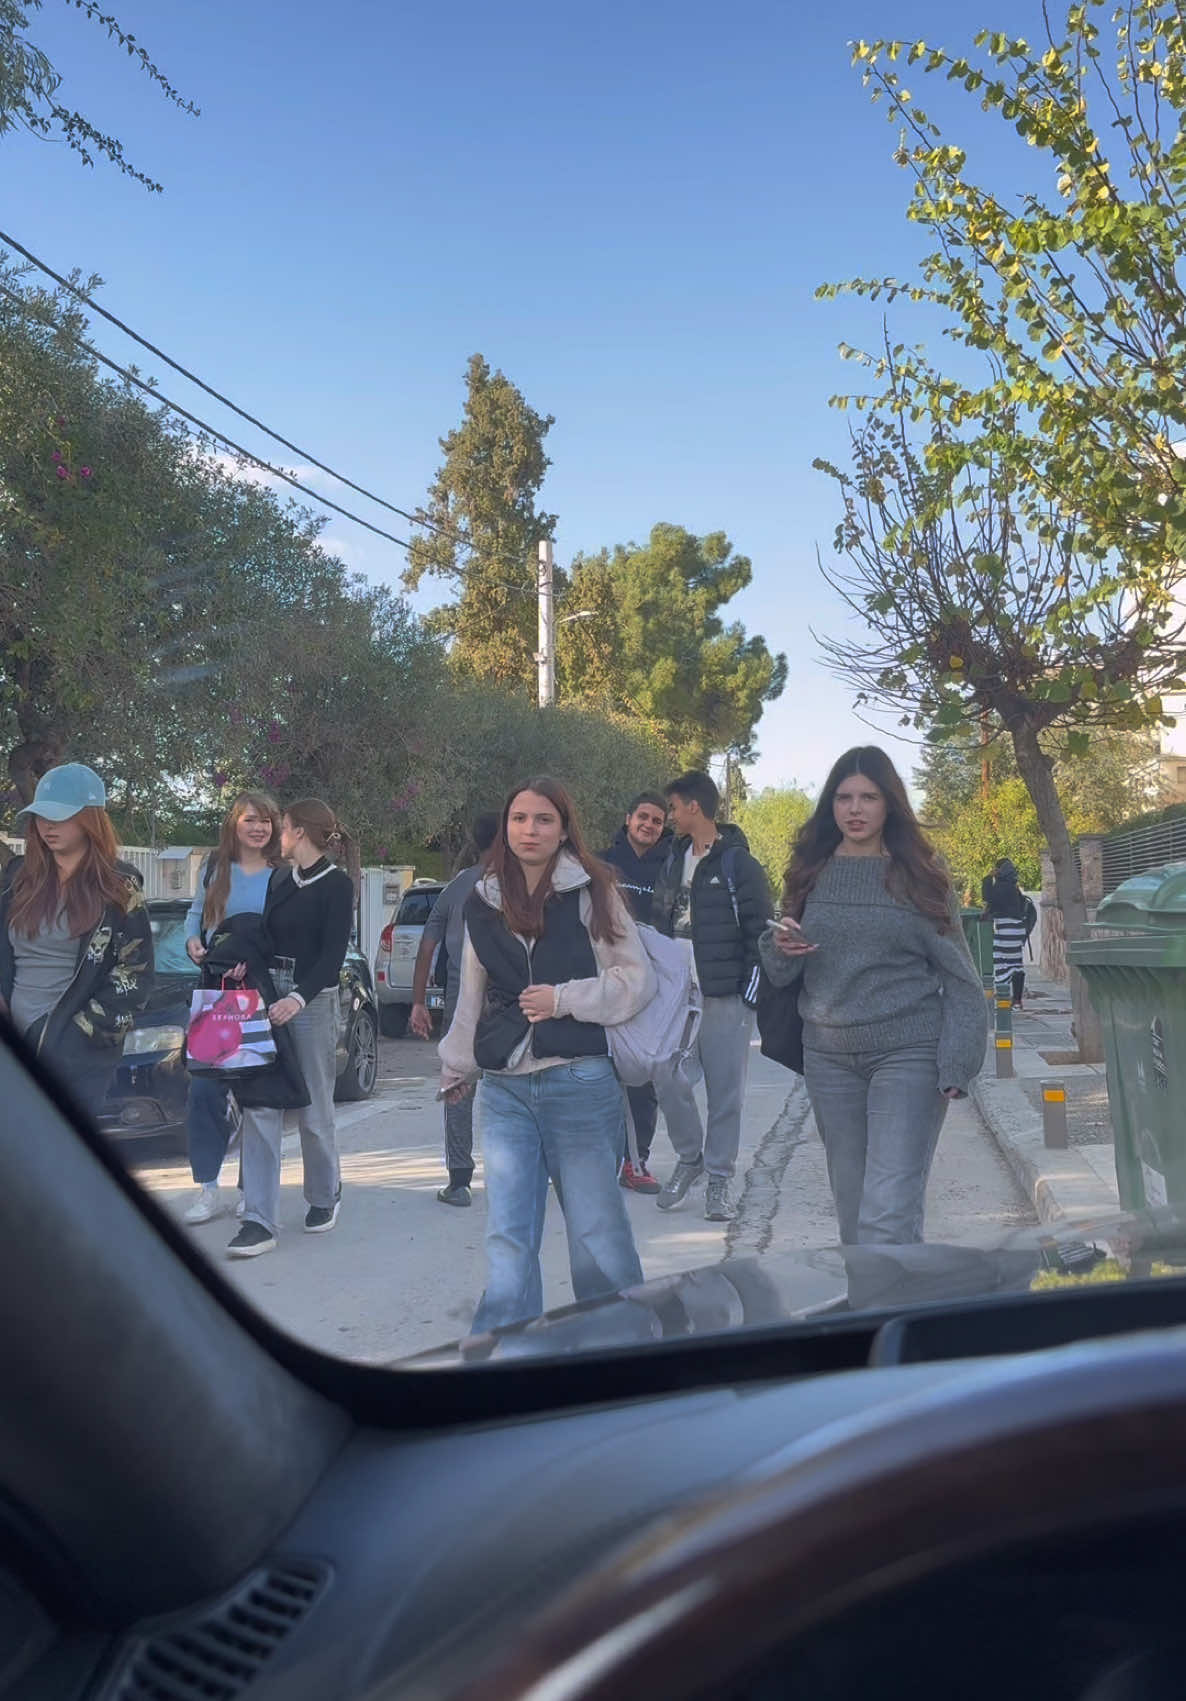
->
[[536, 539, 555, 708]]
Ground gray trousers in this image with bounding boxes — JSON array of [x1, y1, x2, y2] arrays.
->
[[240, 989, 341, 1235], [804, 1042, 949, 1245], [444, 1092, 475, 1184], [655, 994, 754, 1179]]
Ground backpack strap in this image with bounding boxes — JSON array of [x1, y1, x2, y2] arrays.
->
[[720, 846, 742, 931]]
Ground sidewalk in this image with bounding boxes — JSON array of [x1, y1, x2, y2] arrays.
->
[[970, 976, 1121, 1227]]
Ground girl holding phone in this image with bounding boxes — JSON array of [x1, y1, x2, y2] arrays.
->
[[760, 747, 986, 1246]]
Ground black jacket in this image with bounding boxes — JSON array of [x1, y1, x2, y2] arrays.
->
[[263, 861, 354, 1005], [651, 823, 771, 1002], [600, 828, 670, 924], [0, 856, 154, 1063], [198, 915, 310, 1110]]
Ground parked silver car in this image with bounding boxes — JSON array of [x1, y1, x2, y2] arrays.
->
[[373, 879, 445, 1035]]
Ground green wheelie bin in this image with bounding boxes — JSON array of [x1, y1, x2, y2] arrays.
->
[[1067, 863, 1186, 1211], [961, 907, 994, 985]]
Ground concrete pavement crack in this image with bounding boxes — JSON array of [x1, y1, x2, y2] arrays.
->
[[725, 1080, 814, 1261]]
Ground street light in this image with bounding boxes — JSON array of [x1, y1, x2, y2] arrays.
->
[[534, 539, 596, 706]]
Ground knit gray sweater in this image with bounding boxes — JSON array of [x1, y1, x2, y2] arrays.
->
[[758, 855, 987, 1091]]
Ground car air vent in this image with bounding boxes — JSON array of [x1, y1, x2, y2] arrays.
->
[[103, 1560, 330, 1701]]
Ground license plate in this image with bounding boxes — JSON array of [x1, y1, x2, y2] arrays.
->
[[426, 991, 444, 1010]]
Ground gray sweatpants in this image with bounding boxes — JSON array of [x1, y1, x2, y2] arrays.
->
[[804, 1042, 949, 1245], [240, 989, 341, 1235], [655, 994, 754, 1179]]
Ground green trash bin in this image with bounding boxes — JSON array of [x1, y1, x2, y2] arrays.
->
[[961, 907, 994, 984], [1068, 862, 1186, 1211]]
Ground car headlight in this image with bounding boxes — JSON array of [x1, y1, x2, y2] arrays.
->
[[123, 1024, 186, 1057]]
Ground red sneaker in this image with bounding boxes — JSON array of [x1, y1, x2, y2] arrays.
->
[[620, 1160, 661, 1195]]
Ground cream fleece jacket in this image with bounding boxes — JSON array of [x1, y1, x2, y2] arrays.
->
[[439, 852, 657, 1087]]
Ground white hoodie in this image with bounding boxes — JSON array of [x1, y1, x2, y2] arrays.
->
[[438, 851, 656, 1087]]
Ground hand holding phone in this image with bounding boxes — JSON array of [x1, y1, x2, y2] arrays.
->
[[770, 915, 818, 957]]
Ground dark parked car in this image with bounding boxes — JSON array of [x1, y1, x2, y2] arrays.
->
[[97, 898, 379, 1149]]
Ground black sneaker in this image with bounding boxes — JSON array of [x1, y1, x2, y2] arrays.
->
[[227, 1221, 277, 1259], [305, 1196, 341, 1233], [436, 1184, 472, 1207]]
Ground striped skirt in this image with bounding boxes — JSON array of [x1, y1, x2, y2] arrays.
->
[[992, 916, 1028, 988]]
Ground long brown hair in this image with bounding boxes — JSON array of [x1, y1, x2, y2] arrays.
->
[[10, 808, 131, 938], [202, 791, 282, 933], [284, 797, 361, 891], [486, 776, 623, 943], [782, 747, 954, 932]]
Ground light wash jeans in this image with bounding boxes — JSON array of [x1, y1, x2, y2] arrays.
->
[[472, 1057, 644, 1334], [655, 994, 754, 1178], [240, 989, 340, 1236], [804, 1042, 949, 1245]]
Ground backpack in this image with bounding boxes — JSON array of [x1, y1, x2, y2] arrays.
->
[[605, 924, 703, 1165]]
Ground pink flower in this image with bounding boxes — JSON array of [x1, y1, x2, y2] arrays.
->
[[55, 414, 67, 427], [80, 467, 92, 479], [55, 466, 70, 480], [51, 450, 62, 462]]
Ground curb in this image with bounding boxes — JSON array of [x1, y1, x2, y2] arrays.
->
[[971, 1073, 1118, 1228]]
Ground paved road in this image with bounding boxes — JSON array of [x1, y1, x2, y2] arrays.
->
[[129, 1033, 1034, 1363]]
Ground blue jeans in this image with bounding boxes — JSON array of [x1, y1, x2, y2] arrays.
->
[[187, 1074, 233, 1185], [473, 1057, 644, 1334], [804, 1043, 949, 1245]]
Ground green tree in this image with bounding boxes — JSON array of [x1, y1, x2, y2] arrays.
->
[[403, 354, 556, 689], [557, 524, 788, 766], [403, 688, 670, 868], [1, 0, 198, 192], [733, 784, 814, 895]]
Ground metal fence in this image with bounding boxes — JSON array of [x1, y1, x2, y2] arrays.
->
[[1100, 816, 1186, 895]]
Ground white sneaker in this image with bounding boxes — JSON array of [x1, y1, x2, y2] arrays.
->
[[184, 1184, 224, 1226]]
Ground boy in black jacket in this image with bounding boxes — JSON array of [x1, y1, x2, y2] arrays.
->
[[601, 792, 669, 1192], [650, 771, 771, 1221]]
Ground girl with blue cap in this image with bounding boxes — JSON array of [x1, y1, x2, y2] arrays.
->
[[0, 764, 154, 1117]]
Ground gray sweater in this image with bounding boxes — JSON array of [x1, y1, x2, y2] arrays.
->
[[758, 855, 987, 1091]]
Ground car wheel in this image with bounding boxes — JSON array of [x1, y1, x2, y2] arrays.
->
[[336, 1008, 378, 1101], [379, 1003, 410, 1038]]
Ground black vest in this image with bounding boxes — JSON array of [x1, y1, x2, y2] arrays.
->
[[464, 886, 609, 1071]]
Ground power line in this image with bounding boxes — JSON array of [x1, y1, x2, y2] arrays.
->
[[0, 281, 418, 552], [0, 226, 453, 542]]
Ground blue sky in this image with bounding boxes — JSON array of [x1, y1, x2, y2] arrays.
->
[[5, 0, 1044, 794]]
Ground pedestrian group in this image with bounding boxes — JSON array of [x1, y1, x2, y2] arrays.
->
[[1, 745, 989, 1337]]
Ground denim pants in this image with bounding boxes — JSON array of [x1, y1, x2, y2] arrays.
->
[[240, 990, 341, 1236], [804, 1042, 949, 1245], [655, 994, 754, 1178], [187, 1075, 233, 1185], [472, 1057, 644, 1334]]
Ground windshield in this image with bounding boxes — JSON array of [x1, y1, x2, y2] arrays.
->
[[151, 912, 197, 978], [4, 0, 1186, 1371]]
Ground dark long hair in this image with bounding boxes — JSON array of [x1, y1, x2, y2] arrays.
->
[[202, 792, 282, 932], [284, 798, 361, 891], [486, 776, 623, 943], [782, 747, 954, 932], [10, 807, 131, 938]]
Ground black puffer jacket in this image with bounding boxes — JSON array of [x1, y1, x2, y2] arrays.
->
[[650, 823, 771, 1002]]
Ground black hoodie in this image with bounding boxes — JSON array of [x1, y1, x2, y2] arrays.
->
[[600, 827, 670, 924]]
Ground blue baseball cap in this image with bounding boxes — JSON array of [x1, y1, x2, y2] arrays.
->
[[17, 763, 107, 822]]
